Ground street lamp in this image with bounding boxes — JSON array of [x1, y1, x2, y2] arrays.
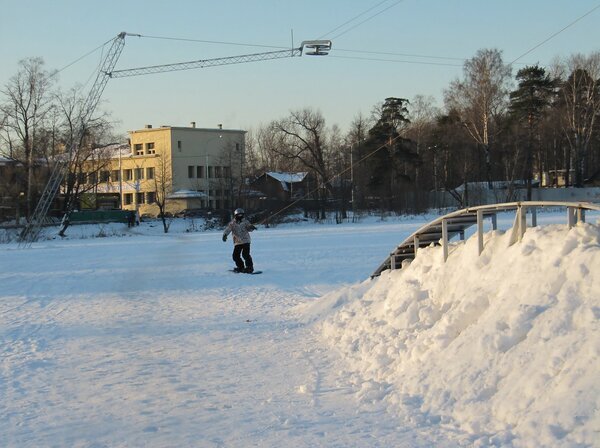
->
[[204, 133, 222, 208]]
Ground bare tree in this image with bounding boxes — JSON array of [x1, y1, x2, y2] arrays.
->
[[269, 108, 333, 219], [407, 95, 439, 189], [153, 153, 173, 233], [345, 113, 372, 212], [444, 49, 512, 187], [0, 57, 55, 218], [556, 52, 600, 186], [55, 86, 115, 212]]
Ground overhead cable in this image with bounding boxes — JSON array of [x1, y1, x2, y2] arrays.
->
[[509, 3, 600, 65]]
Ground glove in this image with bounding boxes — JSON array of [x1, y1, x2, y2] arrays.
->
[[222, 235, 227, 242]]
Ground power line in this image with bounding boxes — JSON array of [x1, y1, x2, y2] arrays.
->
[[329, 54, 463, 68], [52, 38, 114, 78], [318, 0, 391, 39], [259, 135, 403, 225], [335, 48, 467, 62], [330, 0, 406, 41], [510, 3, 600, 65], [139, 34, 286, 50]]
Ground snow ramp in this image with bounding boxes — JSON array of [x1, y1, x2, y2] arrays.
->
[[308, 202, 600, 447], [371, 201, 600, 277]]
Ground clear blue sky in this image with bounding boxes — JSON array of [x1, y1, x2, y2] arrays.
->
[[1, 0, 599, 138]]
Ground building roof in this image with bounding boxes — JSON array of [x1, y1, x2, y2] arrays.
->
[[261, 172, 307, 192], [167, 189, 207, 199]]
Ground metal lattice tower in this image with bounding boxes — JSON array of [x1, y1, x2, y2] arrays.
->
[[17, 32, 129, 247]]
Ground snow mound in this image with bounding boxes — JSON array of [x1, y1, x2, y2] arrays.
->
[[309, 223, 600, 447]]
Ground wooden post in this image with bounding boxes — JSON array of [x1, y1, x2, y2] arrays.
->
[[577, 208, 585, 224], [518, 205, 527, 241], [442, 219, 448, 262], [567, 207, 576, 229], [477, 209, 484, 256]]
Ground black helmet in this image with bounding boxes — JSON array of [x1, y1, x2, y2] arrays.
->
[[234, 208, 244, 217]]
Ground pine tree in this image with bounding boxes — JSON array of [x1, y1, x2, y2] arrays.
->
[[509, 65, 556, 197]]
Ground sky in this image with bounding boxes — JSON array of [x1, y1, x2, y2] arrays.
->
[[1, 0, 600, 139]]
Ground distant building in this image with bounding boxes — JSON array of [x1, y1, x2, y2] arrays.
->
[[86, 123, 246, 215], [250, 171, 309, 201]]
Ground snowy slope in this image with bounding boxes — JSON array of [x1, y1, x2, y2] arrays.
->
[[1, 212, 599, 447], [308, 221, 600, 447]]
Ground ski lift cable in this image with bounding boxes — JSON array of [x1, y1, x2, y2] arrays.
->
[[256, 135, 403, 225], [329, 54, 463, 68], [509, 3, 600, 65], [317, 0, 392, 39], [137, 34, 287, 50], [334, 48, 467, 62], [52, 37, 115, 79], [328, 0, 406, 41]]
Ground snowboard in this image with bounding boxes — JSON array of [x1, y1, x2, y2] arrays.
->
[[229, 269, 263, 275]]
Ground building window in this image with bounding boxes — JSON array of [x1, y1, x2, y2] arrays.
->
[[223, 166, 231, 178], [111, 170, 120, 181], [215, 189, 222, 197], [177, 140, 182, 151], [214, 166, 222, 178], [196, 166, 204, 178], [134, 168, 144, 180], [88, 172, 97, 185], [146, 167, 154, 180], [146, 142, 155, 154], [136, 192, 145, 204], [188, 166, 194, 178], [208, 166, 213, 178], [100, 171, 110, 183], [236, 143, 240, 151], [146, 192, 156, 203], [134, 143, 143, 155], [124, 169, 133, 181], [77, 172, 86, 184], [124, 193, 133, 205]]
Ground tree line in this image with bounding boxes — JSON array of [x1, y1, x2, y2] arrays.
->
[[2, 48, 600, 223], [245, 49, 600, 218]]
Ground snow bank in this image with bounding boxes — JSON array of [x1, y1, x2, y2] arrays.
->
[[312, 223, 600, 447]]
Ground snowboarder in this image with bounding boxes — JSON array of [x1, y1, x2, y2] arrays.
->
[[222, 208, 257, 273]]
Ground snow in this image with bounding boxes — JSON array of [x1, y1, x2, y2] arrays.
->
[[265, 171, 308, 192], [1, 210, 599, 447]]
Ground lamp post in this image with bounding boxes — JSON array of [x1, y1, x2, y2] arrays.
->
[[204, 133, 222, 209]]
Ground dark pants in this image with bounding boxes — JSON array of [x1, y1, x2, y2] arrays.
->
[[233, 243, 253, 270]]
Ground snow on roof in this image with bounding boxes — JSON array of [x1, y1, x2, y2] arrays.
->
[[100, 143, 131, 159], [266, 172, 308, 192], [266, 172, 307, 183], [167, 189, 207, 199]]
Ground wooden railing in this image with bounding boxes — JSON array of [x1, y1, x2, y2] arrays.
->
[[371, 201, 600, 278]]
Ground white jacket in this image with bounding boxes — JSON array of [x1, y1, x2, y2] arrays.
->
[[223, 218, 256, 245]]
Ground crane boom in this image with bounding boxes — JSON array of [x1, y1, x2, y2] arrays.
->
[[107, 40, 331, 78], [19, 34, 331, 245]]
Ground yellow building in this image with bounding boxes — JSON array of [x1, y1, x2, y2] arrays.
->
[[92, 123, 246, 215]]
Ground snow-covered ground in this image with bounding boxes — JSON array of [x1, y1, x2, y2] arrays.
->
[[1, 210, 599, 447]]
